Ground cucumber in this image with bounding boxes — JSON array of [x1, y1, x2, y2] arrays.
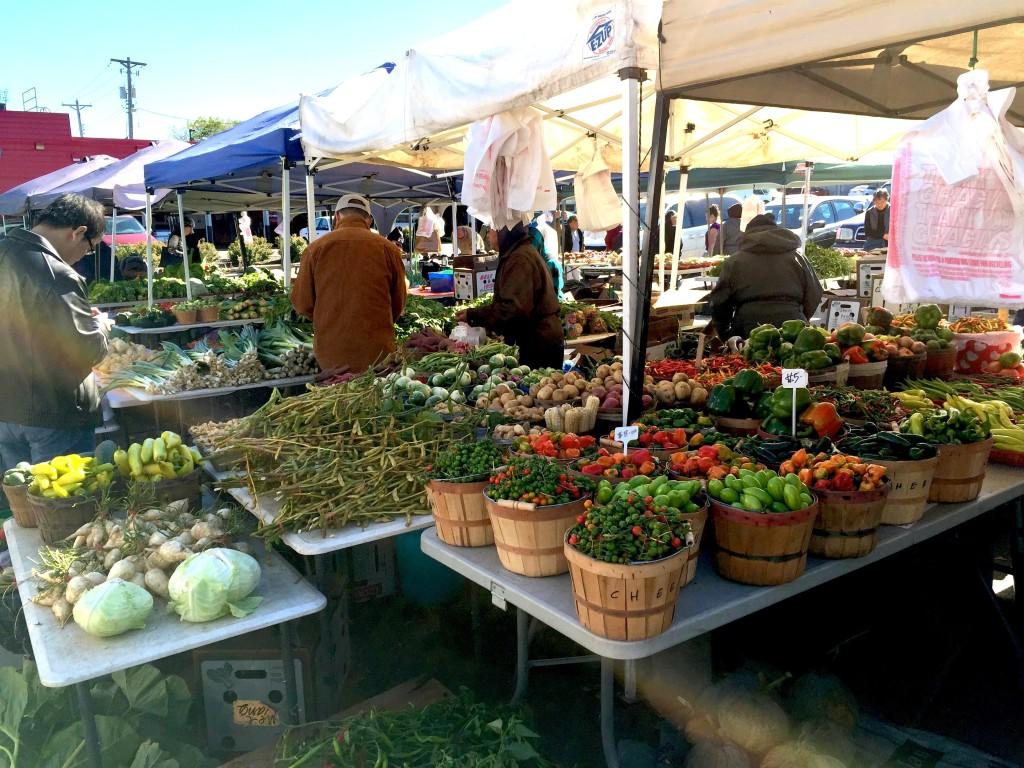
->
[[719, 487, 740, 504], [740, 493, 764, 511], [770, 502, 790, 513], [744, 487, 773, 506]]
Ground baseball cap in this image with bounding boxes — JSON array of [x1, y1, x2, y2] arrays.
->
[[335, 194, 372, 215]]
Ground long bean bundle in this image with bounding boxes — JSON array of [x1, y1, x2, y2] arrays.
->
[[207, 373, 475, 539]]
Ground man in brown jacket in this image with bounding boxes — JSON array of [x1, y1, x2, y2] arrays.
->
[[458, 223, 564, 369], [291, 194, 407, 372]]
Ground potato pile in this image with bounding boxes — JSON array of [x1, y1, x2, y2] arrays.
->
[[531, 370, 593, 403], [476, 384, 545, 422], [652, 372, 709, 408]]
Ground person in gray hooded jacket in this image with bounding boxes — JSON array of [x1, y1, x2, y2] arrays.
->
[[706, 213, 823, 339]]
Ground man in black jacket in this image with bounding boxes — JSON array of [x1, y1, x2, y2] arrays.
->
[[0, 194, 109, 473], [863, 190, 890, 251]]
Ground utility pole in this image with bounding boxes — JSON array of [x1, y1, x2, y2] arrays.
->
[[62, 99, 91, 137], [110, 56, 147, 138]]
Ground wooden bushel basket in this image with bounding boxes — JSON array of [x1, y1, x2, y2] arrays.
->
[[809, 482, 890, 558], [151, 469, 203, 506], [2, 483, 36, 528], [845, 361, 887, 390], [713, 416, 761, 436], [877, 456, 939, 525], [929, 438, 992, 503], [680, 505, 708, 587], [565, 535, 689, 641], [485, 495, 589, 576], [600, 438, 676, 464], [711, 498, 818, 586], [426, 479, 493, 547], [29, 493, 100, 545], [924, 346, 957, 380]]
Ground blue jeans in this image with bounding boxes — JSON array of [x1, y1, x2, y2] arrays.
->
[[0, 422, 94, 474]]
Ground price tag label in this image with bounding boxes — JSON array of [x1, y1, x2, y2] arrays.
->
[[781, 369, 808, 388], [232, 700, 280, 727], [614, 425, 639, 456]]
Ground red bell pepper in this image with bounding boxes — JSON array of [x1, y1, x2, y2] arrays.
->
[[697, 445, 719, 460], [581, 463, 604, 475], [799, 402, 844, 438], [843, 345, 869, 365]]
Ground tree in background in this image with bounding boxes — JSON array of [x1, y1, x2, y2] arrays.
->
[[176, 116, 240, 142]]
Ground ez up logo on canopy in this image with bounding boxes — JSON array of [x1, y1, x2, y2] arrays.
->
[[584, 10, 615, 60]]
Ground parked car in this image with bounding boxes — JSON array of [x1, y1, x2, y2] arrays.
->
[[764, 196, 865, 241], [834, 212, 867, 249], [299, 216, 332, 241], [102, 215, 152, 247]]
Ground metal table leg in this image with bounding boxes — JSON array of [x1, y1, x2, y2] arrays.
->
[[279, 621, 300, 725], [1013, 498, 1024, 625], [469, 584, 482, 661], [623, 659, 638, 703], [601, 657, 620, 768], [511, 607, 530, 704], [76, 681, 103, 768]]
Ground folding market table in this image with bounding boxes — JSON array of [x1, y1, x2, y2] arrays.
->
[[422, 464, 1024, 768], [4, 520, 326, 768]]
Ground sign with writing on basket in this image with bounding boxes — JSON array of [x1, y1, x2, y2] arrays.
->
[[614, 425, 639, 455], [781, 369, 808, 389]]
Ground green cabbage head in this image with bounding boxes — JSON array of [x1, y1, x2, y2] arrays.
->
[[168, 548, 262, 623]]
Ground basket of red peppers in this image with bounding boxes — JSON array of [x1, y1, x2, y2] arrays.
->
[[573, 447, 661, 484], [511, 432, 597, 463], [668, 443, 763, 482]]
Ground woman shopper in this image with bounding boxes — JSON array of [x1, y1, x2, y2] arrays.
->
[[705, 213, 823, 339], [563, 215, 583, 253], [704, 204, 721, 255], [457, 223, 564, 369]]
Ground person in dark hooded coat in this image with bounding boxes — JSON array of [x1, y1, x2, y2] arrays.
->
[[458, 223, 564, 369], [706, 213, 822, 339]]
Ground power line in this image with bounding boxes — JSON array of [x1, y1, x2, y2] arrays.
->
[[110, 56, 147, 138], [62, 99, 92, 137]]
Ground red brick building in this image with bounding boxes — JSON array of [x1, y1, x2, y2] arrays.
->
[[0, 107, 153, 193]]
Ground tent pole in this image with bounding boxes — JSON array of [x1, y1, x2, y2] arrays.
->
[[177, 192, 192, 301], [305, 168, 317, 243], [109, 206, 118, 282], [470, 216, 477, 255], [620, 67, 643, 429], [145, 191, 153, 309], [281, 159, 292, 288], [451, 203, 459, 259], [801, 162, 813, 243], [628, 92, 670, 423], [658, 177, 666, 290], [718, 188, 725, 255], [671, 164, 688, 289]]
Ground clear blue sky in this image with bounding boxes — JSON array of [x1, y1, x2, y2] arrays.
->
[[0, 0, 505, 140]]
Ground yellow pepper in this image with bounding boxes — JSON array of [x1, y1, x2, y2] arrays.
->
[[56, 469, 86, 487], [142, 464, 163, 476], [158, 461, 176, 479], [31, 463, 58, 480], [50, 483, 69, 498]]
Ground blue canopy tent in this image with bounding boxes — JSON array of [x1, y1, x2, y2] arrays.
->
[[144, 96, 462, 289]]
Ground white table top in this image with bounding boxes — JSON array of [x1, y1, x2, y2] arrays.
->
[[105, 375, 315, 408], [4, 520, 326, 688], [422, 464, 1024, 661], [115, 318, 265, 335], [205, 467, 434, 556]]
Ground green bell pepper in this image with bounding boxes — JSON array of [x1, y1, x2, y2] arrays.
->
[[780, 319, 805, 343], [748, 324, 782, 350], [733, 369, 765, 398], [798, 350, 833, 370], [836, 322, 866, 347], [914, 303, 942, 330], [935, 327, 954, 342], [823, 342, 842, 363], [866, 306, 893, 329], [779, 341, 794, 360], [707, 384, 737, 416], [793, 327, 827, 354], [769, 386, 811, 419]]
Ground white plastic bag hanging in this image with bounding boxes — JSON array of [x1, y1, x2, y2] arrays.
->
[[883, 70, 1024, 306], [573, 144, 621, 232]]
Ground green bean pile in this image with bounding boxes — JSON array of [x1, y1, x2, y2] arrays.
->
[[209, 373, 475, 539]]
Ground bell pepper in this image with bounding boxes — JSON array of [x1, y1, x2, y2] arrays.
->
[[866, 306, 893, 329], [800, 402, 844, 438], [831, 470, 855, 491], [914, 303, 942, 330], [836, 323, 866, 347], [798, 350, 833, 370], [733, 369, 765, 398], [748, 324, 782, 349], [756, 392, 774, 419], [707, 384, 737, 416], [780, 319, 806, 343], [823, 343, 842, 363], [793, 327, 827, 354], [843, 345, 869, 365], [769, 386, 811, 419]]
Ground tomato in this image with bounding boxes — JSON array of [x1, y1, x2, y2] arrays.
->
[[561, 434, 580, 450]]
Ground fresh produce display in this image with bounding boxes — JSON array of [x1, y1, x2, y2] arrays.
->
[[974, 349, 1024, 378], [935, 394, 1024, 453], [609, 425, 691, 452], [256, 322, 318, 378], [93, 338, 155, 378], [813, 386, 907, 425], [901, 378, 1024, 414], [838, 424, 938, 462], [114, 305, 176, 328], [492, 423, 533, 442], [221, 295, 271, 320], [487, 456, 593, 506], [760, 386, 844, 439], [476, 382, 544, 422], [111, 432, 200, 483], [706, 469, 815, 513], [746, 320, 841, 371], [530, 369, 593, 402], [274, 694, 554, 768], [512, 432, 597, 461], [567, 477, 699, 563], [738, 435, 837, 469], [828, 323, 890, 363], [803, 241, 854, 280], [879, 305, 955, 351], [72, 579, 153, 636], [874, 334, 928, 359], [587, 361, 654, 411], [900, 408, 991, 445], [574, 448, 660, 480], [635, 408, 714, 433], [3, 462, 33, 488], [743, 323, 785, 364], [707, 369, 769, 419], [686, 429, 743, 450], [949, 316, 1009, 334], [207, 374, 477, 537], [779, 450, 888, 493], [648, 356, 779, 390], [543, 398, 599, 433], [429, 440, 506, 481], [650, 372, 710, 408], [560, 300, 620, 338], [26, 452, 115, 499], [394, 294, 452, 340], [668, 443, 763, 480]]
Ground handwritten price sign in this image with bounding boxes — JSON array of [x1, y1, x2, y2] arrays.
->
[[781, 369, 809, 388], [614, 425, 639, 455]]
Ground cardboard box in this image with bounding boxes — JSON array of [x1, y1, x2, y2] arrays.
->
[[348, 539, 396, 602]]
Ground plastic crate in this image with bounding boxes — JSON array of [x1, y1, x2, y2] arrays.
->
[[428, 271, 454, 292]]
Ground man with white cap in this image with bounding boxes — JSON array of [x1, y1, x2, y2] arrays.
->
[[291, 194, 407, 373]]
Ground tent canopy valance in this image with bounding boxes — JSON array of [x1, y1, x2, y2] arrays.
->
[[659, 1, 1024, 125], [0, 156, 118, 216]]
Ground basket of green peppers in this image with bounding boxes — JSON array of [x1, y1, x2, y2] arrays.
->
[[900, 407, 993, 503], [707, 369, 769, 434]]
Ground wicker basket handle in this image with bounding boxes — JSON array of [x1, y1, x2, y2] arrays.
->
[[496, 499, 537, 511]]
